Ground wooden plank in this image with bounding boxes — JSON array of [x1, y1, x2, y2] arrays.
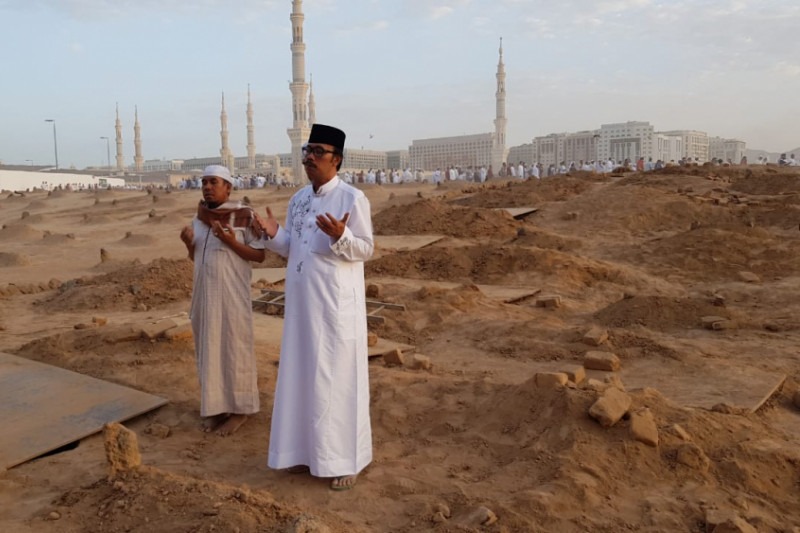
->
[[0, 352, 167, 470]]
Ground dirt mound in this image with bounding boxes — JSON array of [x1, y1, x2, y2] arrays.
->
[[41, 231, 76, 243], [40, 257, 193, 312], [511, 227, 583, 251], [367, 244, 630, 287], [731, 171, 800, 195], [0, 223, 43, 240], [52, 466, 346, 533], [594, 294, 733, 331], [0, 252, 31, 267], [372, 198, 519, 239], [81, 213, 116, 224], [450, 175, 597, 208], [26, 200, 49, 210], [623, 226, 800, 281]]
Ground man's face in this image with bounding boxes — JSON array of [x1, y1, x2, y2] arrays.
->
[[201, 176, 231, 204], [303, 143, 340, 185]]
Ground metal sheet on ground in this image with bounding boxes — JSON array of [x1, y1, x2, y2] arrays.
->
[[497, 207, 539, 220], [559, 357, 785, 413], [251, 268, 287, 285], [0, 352, 168, 470], [374, 235, 445, 253]]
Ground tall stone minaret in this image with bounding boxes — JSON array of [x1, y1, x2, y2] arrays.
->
[[114, 103, 125, 171], [246, 84, 256, 171], [287, 0, 311, 184], [133, 105, 144, 172], [492, 37, 508, 172], [220, 92, 234, 171], [308, 73, 316, 126]]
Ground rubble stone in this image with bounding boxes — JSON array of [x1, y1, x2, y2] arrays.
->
[[584, 351, 621, 371], [582, 326, 608, 346], [561, 365, 585, 384], [588, 387, 631, 427], [534, 372, 568, 388], [383, 349, 405, 367], [630, 408, 659, 446]]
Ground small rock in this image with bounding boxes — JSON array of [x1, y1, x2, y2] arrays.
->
[[584, 351, 621, 372], [563, 211, 579, 221], [560, 365, 585, 385], [434, 502, 451, 518], [92, 316, 108, 326], [383, 349, 405, 367], [534, 372, 568, 388], [100, 248, 111, 263], [103, 423, 142, 478], [411, 354, 432, 371], [365, 283, 382, 298], [588, 387, 632, 427], [48, 511, 61, 521], [431, 512, 447, 524], [737, 271, 760, 283], [148, 209, 157, 218], [582, 378, 607, 392], [144, 423, 171, 439], [582, 326, 608, 346], [73, 322, 96, 330], [367, 331, 378, 347], [705, 508, 757, 533]]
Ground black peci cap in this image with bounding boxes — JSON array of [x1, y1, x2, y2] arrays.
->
[[308, 123, 346, 152]]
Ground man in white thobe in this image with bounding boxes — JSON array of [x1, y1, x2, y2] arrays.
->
[[179, 165, 266, 436], [255, 124, 373, 491]]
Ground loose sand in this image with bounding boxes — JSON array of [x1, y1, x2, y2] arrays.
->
[[2, 167, 800, 532]]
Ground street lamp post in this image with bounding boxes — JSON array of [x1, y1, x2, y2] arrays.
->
[[44, 119, 59, 170], [100, 136, 111, 174]]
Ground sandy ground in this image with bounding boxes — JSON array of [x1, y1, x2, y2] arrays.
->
[[2, 166, 800, 532]]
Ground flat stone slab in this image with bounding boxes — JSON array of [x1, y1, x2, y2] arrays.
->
[[251, 267, 287, 285], [599, 358, 786, 414], [0, 352, 167, 470], [367, 277, 538, 304], [373, 235, 445, 253], [495, 207, 539, 220]]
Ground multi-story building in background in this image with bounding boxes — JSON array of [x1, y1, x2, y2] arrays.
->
[[660, 130, 709, 162], [709, 137, 746, 163]]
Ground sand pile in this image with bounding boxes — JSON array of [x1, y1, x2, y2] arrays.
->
[[450, 174, 597, 208], [372, 198, 519, 239], [0, 223, 43, 240], [622, 225, 800, 281], [367, 243, 631, 287], [594, 294, 734, 331], [50, 466, 343, 533], [0, 252, 31, 267], [118, 233, 158, 246], [39, 257, 193, 312]]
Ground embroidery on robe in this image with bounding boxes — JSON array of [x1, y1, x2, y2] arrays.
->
[[290, 194, 313, 239]]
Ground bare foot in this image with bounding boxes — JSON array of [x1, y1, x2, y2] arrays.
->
[[330, 474, 358, 491], [287, 465, 310, 474], [202, 413, 229, 433], [214, 414, 249, 436]]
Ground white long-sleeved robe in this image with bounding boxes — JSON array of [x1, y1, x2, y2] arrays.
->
[[189, 201, 264, 417], [264, 176, 374, 478]]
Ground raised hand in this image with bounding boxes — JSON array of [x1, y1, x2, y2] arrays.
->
[[316, 212, 350, 239], [254, 206, 279, 239]]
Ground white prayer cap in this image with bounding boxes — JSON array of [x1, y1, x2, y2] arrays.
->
[[202, 165, 234, 185]]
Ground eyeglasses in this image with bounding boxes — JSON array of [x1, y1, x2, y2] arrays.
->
[[302, 144, 336, 158]]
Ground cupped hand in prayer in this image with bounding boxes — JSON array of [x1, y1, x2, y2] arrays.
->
[[254, 207, 279, 239], [316, 212, 349, 240]]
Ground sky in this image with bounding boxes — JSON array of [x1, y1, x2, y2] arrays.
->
[[1, 0, 799, 169]]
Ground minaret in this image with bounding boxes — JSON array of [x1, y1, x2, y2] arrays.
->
[[308, 73, 316, 126], [114, 103, 125, 171], [220, 92, 234, 171], [133, 106, 144, 172], [492, 37, 507, 171], [287, 0, 311, 184], [246, 84, 256, 171]]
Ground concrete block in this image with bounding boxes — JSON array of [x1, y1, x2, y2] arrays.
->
[[561, 365, 585, 384], [588, 387, 631, 427], [383, 349, 405, 367], [584, 351, 621, 372], [534, 372, 568, 388], [582, 326, 608, 346], [140, 318, 179, 340], [535, 295, 562, 308], [367, 331, 378, 347], [629, 408, 659, 446], [411, 354, 432, 371]]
